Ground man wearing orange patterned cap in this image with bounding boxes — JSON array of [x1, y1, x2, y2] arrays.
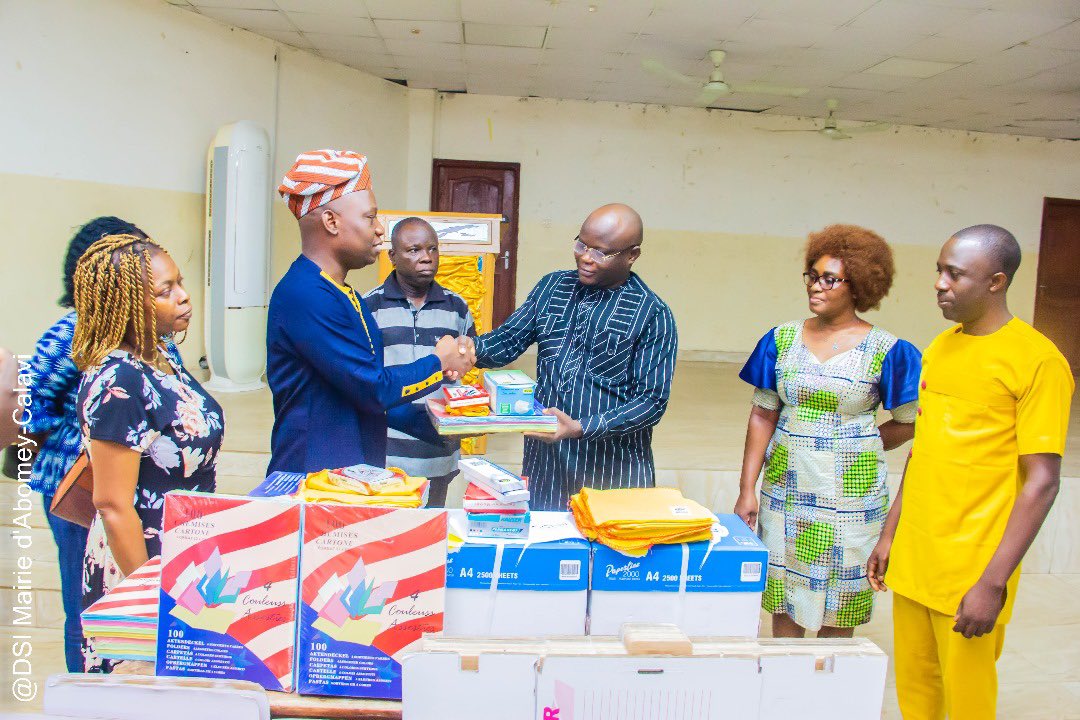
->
[[267, 149, 475, 475]]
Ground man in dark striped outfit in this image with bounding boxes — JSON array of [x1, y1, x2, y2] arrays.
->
[[475, 204, 678, 511], [365, 217, 476, 507]]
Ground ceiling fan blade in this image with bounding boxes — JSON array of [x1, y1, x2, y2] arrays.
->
[[757, 128, 820, 133], [641, 57, 699, 87], [828, 131, 854, 140], [695, 85, 730, 106], [843, 122, 892, 133], [730, 82, 809, 98]]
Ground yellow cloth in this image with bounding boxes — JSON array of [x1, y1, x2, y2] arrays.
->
[[445, 402, 490, 417], [437, 255, 487, 457], [893, 592, 1005, 720], [437, 255, 485, 387], [570, 487, 715, 556], [299, 467, 429, 508], [888, 319, 1074, 624]]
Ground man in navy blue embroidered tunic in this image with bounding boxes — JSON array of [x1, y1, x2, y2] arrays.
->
[[267, 149, 474, 474], [475, 204, 678, 510]]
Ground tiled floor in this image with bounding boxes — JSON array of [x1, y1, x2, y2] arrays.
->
[[3, 359, 1078, 717]]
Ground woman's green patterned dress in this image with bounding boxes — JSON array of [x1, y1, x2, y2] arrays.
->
[[740, 320, 921, 630]]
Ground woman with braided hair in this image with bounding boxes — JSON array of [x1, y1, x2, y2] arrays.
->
[[23, 217, 147, 673], [73, 234, 223, 673]]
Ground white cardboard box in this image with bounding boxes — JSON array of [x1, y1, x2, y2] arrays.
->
[[401, 635, 887, 720], [758, 645, 888, 720], [402, 652, 539, 720], [535, 655, 762, 719], [588, 514, 768, 637]]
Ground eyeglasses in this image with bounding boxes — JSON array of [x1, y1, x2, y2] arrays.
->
[[803, 271, 848, 290], [574, 236, 639, 264]]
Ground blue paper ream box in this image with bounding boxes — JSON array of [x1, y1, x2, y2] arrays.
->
[[588, 514, 768, 636], [444, 537, 591, 636]]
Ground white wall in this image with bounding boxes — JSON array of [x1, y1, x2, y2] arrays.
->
[[428, 93, 1080, 353], [1, 0, 410, 363]]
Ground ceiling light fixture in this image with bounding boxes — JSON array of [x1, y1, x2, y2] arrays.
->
[[588, 4, 597, 12], [410, 28, 421, 35]]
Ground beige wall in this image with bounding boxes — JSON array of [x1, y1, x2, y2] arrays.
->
[[428, 93, 1080, 353], [4, 0, 1079, 361], [2, 0, 410, 362]]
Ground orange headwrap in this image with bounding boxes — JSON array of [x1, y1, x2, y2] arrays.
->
[[278, 149, 372, 219]]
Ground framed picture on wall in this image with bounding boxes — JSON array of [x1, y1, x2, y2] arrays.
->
[[377, 211, 501, 255]]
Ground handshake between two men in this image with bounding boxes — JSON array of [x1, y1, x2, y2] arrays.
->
[[434, 335, 477, 382], [430, 335, 583, 445]]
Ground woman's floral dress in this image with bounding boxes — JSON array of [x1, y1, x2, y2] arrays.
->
[[78, 349, 224, 672]]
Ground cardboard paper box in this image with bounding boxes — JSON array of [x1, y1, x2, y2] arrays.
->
[[401, 652, 540, 720], [402, 634, 887, 720], [156, 492, 301, 692], [536, 655, 762, 719], [296, 504, 448, 699], [758, 644, 887, 720], [445, 541, 589, 637], [588, 514, 768, 637], [445, 510, 589, 637]]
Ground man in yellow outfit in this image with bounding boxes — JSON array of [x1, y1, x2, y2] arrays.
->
[[868, 224, 1073, 719]]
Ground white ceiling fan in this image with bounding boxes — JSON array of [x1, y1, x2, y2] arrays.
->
[[761, 98, 891, 140], [643, 49, 809, 106]]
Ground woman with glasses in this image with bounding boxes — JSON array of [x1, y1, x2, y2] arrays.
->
[[735, 224, 921, 639]]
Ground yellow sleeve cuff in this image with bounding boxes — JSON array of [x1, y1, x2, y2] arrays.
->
[[403, 370, 443, 398]]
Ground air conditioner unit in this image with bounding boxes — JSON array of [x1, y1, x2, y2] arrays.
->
[[203, 121, 270, 392]]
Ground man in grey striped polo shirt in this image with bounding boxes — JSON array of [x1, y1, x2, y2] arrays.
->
[[365, 217, 476, 506]]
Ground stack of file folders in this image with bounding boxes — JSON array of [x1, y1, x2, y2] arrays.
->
[[459, 458, 530, 539], [570, 487, 716, 556], [427, 398, 557, 435], [81, 556, 161, 662]]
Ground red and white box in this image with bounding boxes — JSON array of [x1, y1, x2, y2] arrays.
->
[[156, 492, 301, 692], [443, 385, 489, 409], [297, 505, 448, 699]]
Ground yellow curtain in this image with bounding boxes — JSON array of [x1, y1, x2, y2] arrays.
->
[[436, 255, 488, 455]]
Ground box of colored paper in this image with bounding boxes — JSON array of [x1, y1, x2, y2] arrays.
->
[[156, 492, 302, 692], [296, 504, 448, 699], [588, 514, 768, 637], [482, 369, 536, 416]]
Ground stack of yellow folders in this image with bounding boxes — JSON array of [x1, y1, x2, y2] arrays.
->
[[570, 487, 716, 556], [300, 465, 429, 508]]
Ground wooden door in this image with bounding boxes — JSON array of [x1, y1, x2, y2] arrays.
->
[[431, 159, 520, 327], [1034, 197, 1080, 373]]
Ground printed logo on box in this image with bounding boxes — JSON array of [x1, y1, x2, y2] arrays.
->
[[603, 559, 641, 580]]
